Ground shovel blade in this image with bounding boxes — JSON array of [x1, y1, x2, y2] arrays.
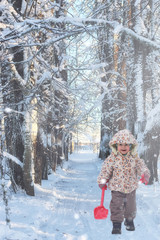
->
[[94, 206, 108, 220]]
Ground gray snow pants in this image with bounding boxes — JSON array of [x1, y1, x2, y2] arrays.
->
[[110, 190, 136, 223]]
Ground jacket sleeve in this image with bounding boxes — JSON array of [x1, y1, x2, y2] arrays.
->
[[136, 157, 150, 178], [97, 156, 114, 184]]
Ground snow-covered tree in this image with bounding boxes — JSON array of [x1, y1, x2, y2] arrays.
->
[[96, 0, 160, 183]]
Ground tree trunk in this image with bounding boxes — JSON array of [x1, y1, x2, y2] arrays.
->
[[98, 3, 119, 159], [53, 0, 68, 165], [23, 111, 34, 196], [141, 127, 159, 184], [34, 131, 43, 184]]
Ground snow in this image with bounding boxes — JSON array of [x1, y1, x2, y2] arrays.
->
[[0, 150, 160, 240], [4, 108, 13, 114]]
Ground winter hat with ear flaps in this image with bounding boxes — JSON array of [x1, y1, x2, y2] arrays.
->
[[109, 129, 138, 155]]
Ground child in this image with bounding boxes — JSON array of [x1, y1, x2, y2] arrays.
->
[[97, 129, 150, 234]]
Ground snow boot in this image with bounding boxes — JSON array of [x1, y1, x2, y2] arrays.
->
[[112, 222, 121, 234], [124, 219, 135, 231]]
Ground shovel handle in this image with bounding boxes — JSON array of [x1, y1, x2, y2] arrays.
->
[[100, 186, 107, 207]]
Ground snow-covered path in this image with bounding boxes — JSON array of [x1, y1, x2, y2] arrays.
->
[[0, 151, 160, 240], [50, 153, 100, 240]]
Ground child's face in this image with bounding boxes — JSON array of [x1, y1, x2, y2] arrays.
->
[[117, 143, 130, 155]]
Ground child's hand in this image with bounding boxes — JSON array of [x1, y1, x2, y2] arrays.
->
[[98, 184, 107, 189], [140, 171, 150, 185], [98, 179, 108, 189]]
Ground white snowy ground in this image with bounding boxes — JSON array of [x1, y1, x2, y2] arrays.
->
[[0, 150, 160, 240]]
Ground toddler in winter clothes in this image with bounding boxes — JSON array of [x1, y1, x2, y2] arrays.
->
[[97, 129, 150, 234]]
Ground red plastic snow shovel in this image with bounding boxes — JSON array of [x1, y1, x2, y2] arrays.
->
[[94, 186, 108, 220]]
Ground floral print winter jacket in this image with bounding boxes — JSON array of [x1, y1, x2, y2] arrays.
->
[[97, 129, 150, 193]]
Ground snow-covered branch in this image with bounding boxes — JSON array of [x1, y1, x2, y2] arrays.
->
[[1, 16, 159, 50], [118, 26, 160, 50], [3, 152, 23, 168]]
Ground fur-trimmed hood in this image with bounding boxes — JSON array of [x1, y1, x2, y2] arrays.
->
[[109, 129, 138, 155]]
